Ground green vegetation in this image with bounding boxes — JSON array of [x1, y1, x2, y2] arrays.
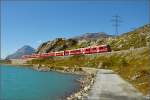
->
[[0, 60, 11, 64]]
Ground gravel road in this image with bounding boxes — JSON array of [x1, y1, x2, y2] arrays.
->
[[86, 69, 146, 100]]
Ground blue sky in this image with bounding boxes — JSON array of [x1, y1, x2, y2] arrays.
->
[[1, 0, 149, 58]]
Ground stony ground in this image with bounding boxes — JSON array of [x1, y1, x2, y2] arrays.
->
[[85, 69, 147, 100]]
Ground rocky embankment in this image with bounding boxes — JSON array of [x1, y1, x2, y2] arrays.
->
[[66, 68, 97, 100]]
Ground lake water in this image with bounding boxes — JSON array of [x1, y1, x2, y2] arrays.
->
[[0, 65, 81, 100]]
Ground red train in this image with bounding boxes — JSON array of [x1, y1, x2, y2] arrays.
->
[[22, 45, 111, 59]]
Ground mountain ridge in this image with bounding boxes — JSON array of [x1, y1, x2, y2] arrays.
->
[[6, 45, 35, 59], [72, 32, 114, 40]]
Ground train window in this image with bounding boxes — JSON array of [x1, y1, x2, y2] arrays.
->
[[99, 47, 103, 49], [85, 48, 90, 51], [76, 50, 81, 52], [92, 48, 97, 50]]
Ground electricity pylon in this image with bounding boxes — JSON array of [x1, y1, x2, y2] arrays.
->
[[111, 15, 122, 36]]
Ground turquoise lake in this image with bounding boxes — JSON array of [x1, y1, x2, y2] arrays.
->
[[0, 65, 81, 100]]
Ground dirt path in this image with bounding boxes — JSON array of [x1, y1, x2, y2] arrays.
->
[[86, 69, 146, 100]]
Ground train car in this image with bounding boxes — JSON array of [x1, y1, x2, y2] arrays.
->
[[90, 47, 98, 53], [31, 54, 40, 58], [22, 53, 41, 59], [106, 45, 111, 52], [40, 53, 49, 58], [83, 47, 91, 54], [55, 51, 64, 56], [30, 54, 35, 58], [82, 45, 111, 54], [22, 55, 29, 59], [36, 54, 41, 58], [69, 49, 82, 55], [64, 50, 70, 56], [48, 52, 55, 56], [23, 55, 33, 58], [97, 45, 111, 53]]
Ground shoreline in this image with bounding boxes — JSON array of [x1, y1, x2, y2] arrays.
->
[[65, 69, 97, 100], [1, 63, 97, 100]]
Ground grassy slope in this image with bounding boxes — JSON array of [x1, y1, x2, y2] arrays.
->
[[0, 60, 11, 64], [100, 24, 150, 51], [28, 47, 150, 95]]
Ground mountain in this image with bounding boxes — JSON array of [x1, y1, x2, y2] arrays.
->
[[6, 45, 35, 59], [36, 24, 150, 53], [72, 32, 113, 40]]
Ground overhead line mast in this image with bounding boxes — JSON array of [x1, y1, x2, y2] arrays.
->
[[111, 15, 122, 36]]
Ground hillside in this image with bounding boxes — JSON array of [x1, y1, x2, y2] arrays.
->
[[36, 24, 150, 53], [36, 38, 78, 53], [104, 24, 150, 50], [6, 45, 35, 59]]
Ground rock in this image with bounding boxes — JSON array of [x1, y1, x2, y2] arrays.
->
[[145, 94, 150, 100], [41, 64, 45, 67], [36, 38, 77, 53], [146, 35, 150, 47], [84, 86, 89, 92], [97, 62, 103, 69], [77, 95, 82, 99], [131, 73, 141, 80]]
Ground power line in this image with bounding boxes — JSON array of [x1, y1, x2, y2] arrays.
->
[[111, 15, 122, 36]]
